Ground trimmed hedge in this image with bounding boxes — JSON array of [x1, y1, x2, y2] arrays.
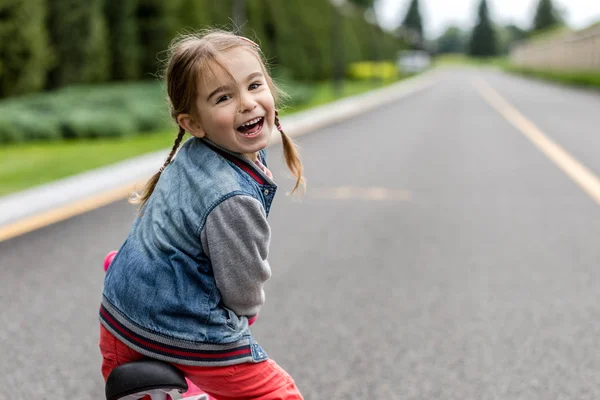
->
[[0, 83, 171, 144]]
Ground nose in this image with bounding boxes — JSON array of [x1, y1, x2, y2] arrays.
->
[[238, 92, 257, 113]]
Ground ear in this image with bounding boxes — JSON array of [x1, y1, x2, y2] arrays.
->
[[177, 113, 205, 138]]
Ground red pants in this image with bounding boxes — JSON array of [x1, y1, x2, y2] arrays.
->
[[99, 325, 303, 400]]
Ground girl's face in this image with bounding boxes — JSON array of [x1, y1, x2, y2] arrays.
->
[[189, 47, 275, 162]]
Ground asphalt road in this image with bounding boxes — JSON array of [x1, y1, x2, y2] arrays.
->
[[2, 68, 600, 400]]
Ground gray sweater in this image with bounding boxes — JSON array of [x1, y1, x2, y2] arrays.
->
[[200, 195, 272, 317]]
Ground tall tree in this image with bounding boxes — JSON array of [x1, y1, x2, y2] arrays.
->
[[208, 0, 233, 27], [468, 0, 498, 57], [436, 26, 466, 54], [348, 0, 379, 83], [497, 23, 528, 54], [104, 0, 140, 80], [532, 0, 562, 32], [46, 0, 110, 88], [178, 0, 212, 32], [400, 0, 423, 46], [0, 0, 51, 97], [136, 0, 181, 77], [347, 0, 375, 9]]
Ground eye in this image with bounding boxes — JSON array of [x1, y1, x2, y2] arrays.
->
[[249, 82, 262, 90], [216, 95, 230, 104]]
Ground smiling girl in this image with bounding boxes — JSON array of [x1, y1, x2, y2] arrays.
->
[[98, 29, 305, 399]]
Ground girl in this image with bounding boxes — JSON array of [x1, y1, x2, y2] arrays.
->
[[99, 29, 305, 399]]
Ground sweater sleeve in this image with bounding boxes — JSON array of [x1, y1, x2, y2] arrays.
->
[[200, 195, 272, 316]]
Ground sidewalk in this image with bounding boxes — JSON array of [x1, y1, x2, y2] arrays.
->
[[0, 72, 437, 235]]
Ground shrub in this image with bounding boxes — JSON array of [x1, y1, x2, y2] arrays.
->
[[276, 79, 316, 108], [0, 82, 171, 143], [347, 61, 399, 80], [0, 117, 20, 144], [12, 112, 63, 142], [61, 109, 137, 139]]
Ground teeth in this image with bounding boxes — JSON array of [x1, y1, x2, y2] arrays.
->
[[242, 117, 262, 127]]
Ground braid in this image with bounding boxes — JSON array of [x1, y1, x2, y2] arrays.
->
[[275, 110, 306, 195], [164, 125, 186, 168], [130, 126, 187, 212]]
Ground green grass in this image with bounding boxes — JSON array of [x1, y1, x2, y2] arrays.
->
[[0, 132, 176, 196], [503, 65, 600, 90], [0, 77, 403, 196]]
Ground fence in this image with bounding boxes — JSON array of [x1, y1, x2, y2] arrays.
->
[[510, 24, 600, 71]]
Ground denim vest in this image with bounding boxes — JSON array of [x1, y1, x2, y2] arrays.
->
[[100, 137, 278, 366]]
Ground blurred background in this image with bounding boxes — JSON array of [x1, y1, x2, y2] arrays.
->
[[2, 2, 600, 399], [0, 0, 598, 195]]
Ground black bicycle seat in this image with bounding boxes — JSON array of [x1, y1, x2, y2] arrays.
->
[[105, 359, 188, 400]]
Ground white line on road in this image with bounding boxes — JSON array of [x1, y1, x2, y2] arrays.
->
[[473, 77, 600, 206]]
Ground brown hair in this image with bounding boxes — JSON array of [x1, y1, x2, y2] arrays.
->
[[130, 29, 305, 210]]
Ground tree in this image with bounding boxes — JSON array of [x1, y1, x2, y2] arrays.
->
[[0, 0, 51, 97], [136, 0, 181, 77], [532, 0, 563, 32], [468, 0, 498, 57], [246, 0, 274, 57], [496, 23, 528, 54], [104, 0, 140, 80], [399, 0, 423, 48], [435, 26, 466, 54], [207, 0, 233, 27], [46, 0, 110, 89], [347, 0, 375, 8]]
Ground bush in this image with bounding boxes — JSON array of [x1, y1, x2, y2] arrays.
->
[[275, 79, 316, 108], [0, 118, 20, 144], [347, 61, 399, 80], [126, 101, 172, 133], [0, 82, 171, 143], [11, 112, 63, 141], [61, 109, 137, 139], [0, 101, 62, 143]]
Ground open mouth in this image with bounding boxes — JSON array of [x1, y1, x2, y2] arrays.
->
[[237, 117, 264, 137]]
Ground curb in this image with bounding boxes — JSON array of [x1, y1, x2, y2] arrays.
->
[[0, 71, 437, 240]]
